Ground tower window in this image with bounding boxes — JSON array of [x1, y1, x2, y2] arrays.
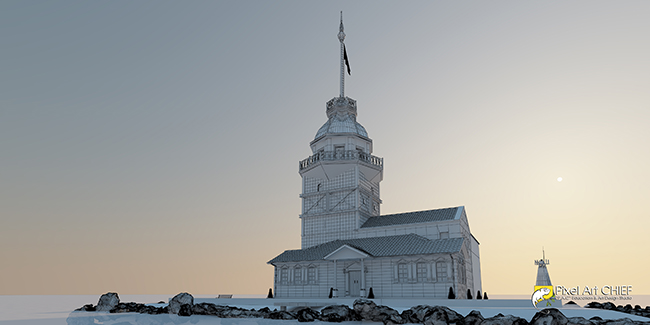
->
[[317, 183, 321, 192]]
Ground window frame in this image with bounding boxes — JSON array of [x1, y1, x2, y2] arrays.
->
[[436, 261, 448, 282]]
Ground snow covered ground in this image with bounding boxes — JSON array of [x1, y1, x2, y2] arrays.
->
[[1, 295, 649, 325]]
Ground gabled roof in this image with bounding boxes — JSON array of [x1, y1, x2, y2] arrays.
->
[[268, 234, 463, 264], [361, 207, 460, 229]]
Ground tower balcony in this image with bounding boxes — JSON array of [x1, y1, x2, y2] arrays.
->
[[300, 150, 383, 170], [299, 150, 383, 182]]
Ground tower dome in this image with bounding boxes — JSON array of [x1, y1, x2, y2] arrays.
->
[[314, 96, 368, 139]]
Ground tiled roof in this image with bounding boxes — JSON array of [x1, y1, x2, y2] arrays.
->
[[268, 234, 463, 264], [361, 207, 459, 228]]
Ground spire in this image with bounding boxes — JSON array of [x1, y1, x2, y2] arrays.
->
[[338, 11, 346, 98]]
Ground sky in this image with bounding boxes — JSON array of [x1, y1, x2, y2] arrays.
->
[[1, 1, 649, 296]]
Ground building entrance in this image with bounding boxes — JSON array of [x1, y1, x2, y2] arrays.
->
[[348, 271, 361, 297]]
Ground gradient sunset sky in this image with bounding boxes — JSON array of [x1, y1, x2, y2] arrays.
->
[[1, 1, 649, 296]]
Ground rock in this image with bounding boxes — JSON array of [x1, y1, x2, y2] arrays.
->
[[258, 307, 272, 316], [567, 317, 596, 325], [168, 292, 194, 315], [353, 299, 378, 319], [321, 304, 357, 322], [530, 308, 568, 325], [384, 313, 407, 325], [267, 310, 296, 320], [482, 314, 529, 325], [353, 299, 404, 324], [178, 304, 193, 317], [565, 301, 578, 306], [403, 305, 463, 325], [586, 302, 603, 309], [96, 292, 120, 312], [406, 305, 436, 323], [464, 310, 485, 325], [191, 303, 212, 315], [401, 309, 416, 323], [295, 307, 320, 322], [600, 319, 638, 325], [139, 305, 167, 315], [109, 302, 148, 313], [422, 306, 464, 325], [191, 304, 257, 318], [75, 304, 96, 312], [602, 302, 616, 310]]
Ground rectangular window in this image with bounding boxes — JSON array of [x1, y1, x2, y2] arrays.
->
[[308, 267, 316, 284], [439, 231, 449, 239], [436, 262, 447, 282], [398, 263, 408, 282], [294, 268, 302, 284], [280, 268, 288, 284], [416, 262, 427, 282]]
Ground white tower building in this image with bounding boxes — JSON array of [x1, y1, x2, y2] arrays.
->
[[269, 13, 482, 300], [299, 14, 383, 249]]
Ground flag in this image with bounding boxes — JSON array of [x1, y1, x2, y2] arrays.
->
[[343, 44, 351, 75]]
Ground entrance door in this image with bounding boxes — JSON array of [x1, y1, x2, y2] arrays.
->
[[348, 271, 361, 297]]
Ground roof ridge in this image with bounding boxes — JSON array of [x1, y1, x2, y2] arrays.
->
[[377, 206, 460, 218]]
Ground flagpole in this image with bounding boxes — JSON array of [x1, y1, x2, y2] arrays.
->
[[338, 11, 346, 98]]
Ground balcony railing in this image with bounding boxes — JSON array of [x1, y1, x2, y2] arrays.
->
[[299, 150, 383, 171]]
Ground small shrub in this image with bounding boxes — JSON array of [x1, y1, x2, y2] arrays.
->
[[448, 287, 456, 299], [367, 287, 375, 299]]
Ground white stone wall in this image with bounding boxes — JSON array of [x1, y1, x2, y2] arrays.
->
[[301, 169, 361, 248], [301, 211, 357, 248], [310, 135, 373, 155], [273, 253, 468, 299]]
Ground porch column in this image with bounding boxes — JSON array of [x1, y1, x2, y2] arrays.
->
[[360, 258, 366, 298]]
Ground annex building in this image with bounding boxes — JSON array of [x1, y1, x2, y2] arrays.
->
[[268, 15, 482, 300]]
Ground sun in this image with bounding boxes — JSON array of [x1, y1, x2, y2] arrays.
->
[[557, 177, 563, 182]]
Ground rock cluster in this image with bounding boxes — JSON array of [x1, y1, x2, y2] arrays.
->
[[77, 293, 650, 325], [586, 302, 650, 319], [76, 292, 169, 315]]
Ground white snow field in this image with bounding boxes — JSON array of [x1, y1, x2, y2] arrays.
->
[[1, 295, 649, 325]]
